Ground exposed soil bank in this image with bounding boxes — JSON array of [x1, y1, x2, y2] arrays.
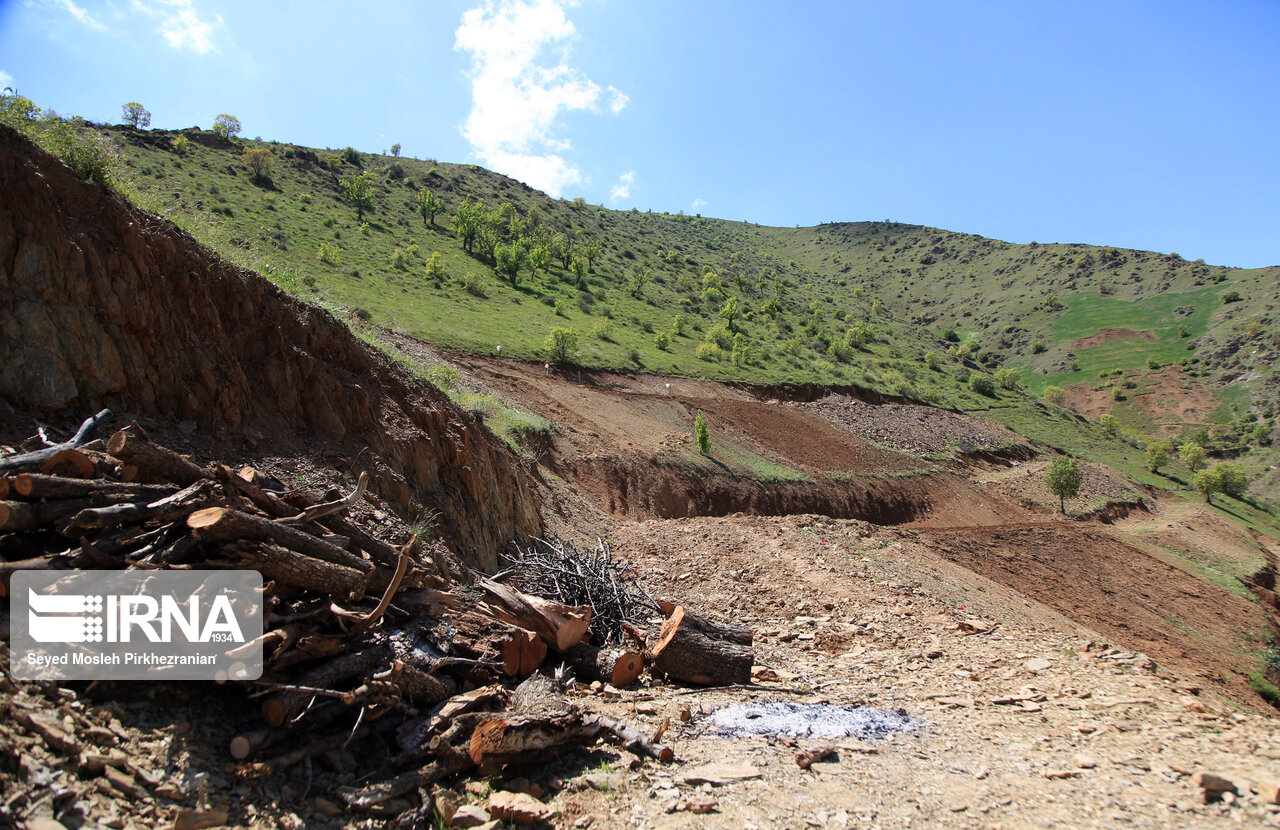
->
[[0, 126, 539, 567]]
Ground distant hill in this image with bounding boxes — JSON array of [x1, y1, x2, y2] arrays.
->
[[1, 99, 1274, 508]]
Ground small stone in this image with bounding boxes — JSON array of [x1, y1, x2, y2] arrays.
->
[[173, 809, 229, 830], [1074, 754, 1098, 769], [451, 805, 491, 828], [1257, 780, 1280, 805], [1024, 658, 1052, 672], [24, 819, 70, 830], [686, 796, 718, 815], [1181, 696, 1207, 713], [487, 791, 558, 826], [678, 764, 762, 786], [573, 818, 593, 829], [1191, 771, 1238, 803]]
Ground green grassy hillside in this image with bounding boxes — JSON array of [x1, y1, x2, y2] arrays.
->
[[1, 95, 1275, 511]]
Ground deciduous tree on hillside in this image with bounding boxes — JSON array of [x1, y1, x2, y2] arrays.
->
[[1044, 455, 1082, 514], [341, 171, 376, 220], [415, 189, 444, 226], [121, 102, 150, 129], [212, 113, 241, 138]]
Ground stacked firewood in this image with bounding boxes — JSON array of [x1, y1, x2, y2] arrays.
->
[[0, 411, 754, 821]]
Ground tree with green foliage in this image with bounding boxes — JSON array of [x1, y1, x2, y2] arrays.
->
[[1211, 462, 1249, 499], [494, 242, 526, 286], [415, 189, 444, 226], [544, 326, 578, 364], [389, 143, 401, 157], [528, 243, 552, 275], [1043, 385, 1066, 405], [0, 92, 40, 125], [655, 330, 671, 351], [552, 234, 575, 269], [1044, 455, 1082, 514], [581, 238, 603, 272], [970, 375, 996, 397], [452, 198, 484, 253], [340, 171, 376, 220], [212, 113, 241, 138], [630, 267, 652, 299], [242, 146, 273, 183], [1178, 442, 1207, 473], [694, 410, 711, 454], [1145, 440, 1171, 474], [1193, 467, 1222, 504], [1099, 413, 1118, 434], [994, 367, 1021, 390], [121, 102, 150, 129], [172, 134, 190, 154], [719, 296, 740, 331]]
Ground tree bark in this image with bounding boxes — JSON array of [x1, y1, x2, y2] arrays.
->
[[106, 427, 206, 486], [648, 605, 754, 686]]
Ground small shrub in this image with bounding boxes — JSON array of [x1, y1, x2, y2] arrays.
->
[[1043, 385, 1066, 405], [460, 272, 487, 298], [171, 134, 190, 154], [970, 375, 996, 397], [655, 330, 671, 351], [592, 317, 614, 341], [1030, 340, 1046, 354], [544, 326, 579, 364], [695, 342, 723, 362], [316, 242, 341, 265], [426, 363, 461, 392], [1222, 290, 1242, 304], [425, 251, 445, 283]]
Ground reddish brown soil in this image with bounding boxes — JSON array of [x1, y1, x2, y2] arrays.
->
[[1064, 367, 1218, 435], [915, 523, 1269, 703], [1073, 327, 1156, 349]]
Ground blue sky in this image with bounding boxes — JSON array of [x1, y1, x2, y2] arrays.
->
[[2, 0, 1278, 267]]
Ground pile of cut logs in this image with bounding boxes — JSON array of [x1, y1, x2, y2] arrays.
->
[[0, 411, 755, 821]]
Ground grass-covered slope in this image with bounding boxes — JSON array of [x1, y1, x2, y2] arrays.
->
[[1, 92, 1273, 509]]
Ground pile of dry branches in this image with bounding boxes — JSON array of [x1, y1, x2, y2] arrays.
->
[[2, 411, 735, 823]]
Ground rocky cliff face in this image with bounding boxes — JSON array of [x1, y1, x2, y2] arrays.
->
[[0, 125, 540, 569]]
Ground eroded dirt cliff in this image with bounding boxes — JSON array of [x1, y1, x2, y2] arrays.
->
[[0, 125, 539, 567]]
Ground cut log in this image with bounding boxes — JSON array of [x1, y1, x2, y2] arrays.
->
[[393, 662, 457, 706], [446, 609, 545, 677], [474, 577, 591, 652], [106, 427, 206, 486], [187, 507, 373, 577], [0, 498, 93, 532], [564, 642, 643, 687], [229, 729, 271, 760], [63, 481, 212, 533], [40, 449, 96, 479], [468, 708, 600, 767], [648, 605, 754, 686], [0, 476, 8, 499], [231, 542, 367, 600], [503, 628, 548, 678], [11, 473, 175, 501], [0, 410, 112, 474]]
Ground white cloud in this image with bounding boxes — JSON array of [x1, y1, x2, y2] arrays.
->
[[692, 198, 708, 212], [606, 86, 629, 115], [132, 0, 222, 54], [610, 169, 636, 203], [48, 0, 105, 30], [0, 70, 14, 92], [455, 0, 626, 197]]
